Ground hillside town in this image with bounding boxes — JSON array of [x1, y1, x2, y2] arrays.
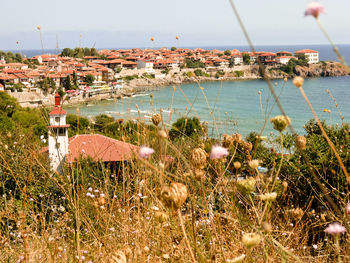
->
[[0, 47, 320, 93]]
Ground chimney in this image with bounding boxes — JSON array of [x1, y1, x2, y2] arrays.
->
[[55, 93, 60, 106]]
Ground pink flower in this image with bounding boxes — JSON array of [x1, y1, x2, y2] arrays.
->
[[324, 222, 346, 235], [139, 146, 154, 159], [305, 2, 325, 18], [346, 203, 350, 214], [210, 145, 229, 160]]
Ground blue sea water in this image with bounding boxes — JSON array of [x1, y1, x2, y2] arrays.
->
[[66, 76, 350, 137]]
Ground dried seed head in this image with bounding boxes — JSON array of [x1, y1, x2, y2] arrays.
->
[[191, 148, 207, 168], [262, 222, 272, 233], [243, 141, 253, 152], [293, 76, 304, 88], [258, 192, 277, 202], [290, 208, 304, 221], [154, 211, 168, 223], [233, 161, 241, 170], [242, 233, 261, 249], [222, 134, 234, 148], [296, 135, 307, 150], [160, 183, 188, 209], [270, 115, 291, 132], [248, 159, 261, 169], [237, 177, 256, 194], [232, 133, 242, 143], [152, 114, 162, 126]]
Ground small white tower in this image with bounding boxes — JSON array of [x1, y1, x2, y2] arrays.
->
[[48, 93, 69, 172]]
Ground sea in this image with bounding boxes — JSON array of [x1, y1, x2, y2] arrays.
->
[[11, 44, 350, 137]]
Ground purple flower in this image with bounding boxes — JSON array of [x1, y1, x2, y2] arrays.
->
[[210, 145, 229, 160], [305, 2, 325, 18], [324, 222, 346, 235], [139, 146, 154, 159]]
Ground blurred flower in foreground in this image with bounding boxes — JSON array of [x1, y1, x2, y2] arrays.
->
[[210, 145, 229, 160], [259, 192, 277, 202], [242, 233, 261, 248], [305, 2, 325, 18], [139, 146, 154, 159], [324, 222, 346, 235], [248, 159, 261, 169], [270, 115, 291, 132], [293, 76, 304, 88]]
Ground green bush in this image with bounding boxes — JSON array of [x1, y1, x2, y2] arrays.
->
[[169, 117, 203, 139], [234, 71, 244, 77]]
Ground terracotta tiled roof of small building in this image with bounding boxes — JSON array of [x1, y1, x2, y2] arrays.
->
[[66, 134, 139, 163]]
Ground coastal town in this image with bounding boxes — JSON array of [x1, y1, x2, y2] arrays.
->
[[0, 46, 346, 107]]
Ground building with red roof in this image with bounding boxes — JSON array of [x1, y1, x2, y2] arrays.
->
[[294, 49, 319, 64]]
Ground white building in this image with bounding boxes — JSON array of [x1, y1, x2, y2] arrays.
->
[[137, 59, 154, 73], [276, 56, 296, 65], [294, 49, 319, 64], [48, 93, 69, 172]]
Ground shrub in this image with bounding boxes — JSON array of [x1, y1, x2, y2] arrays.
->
[[169, 117, 203, 139], [234, 71, 244, 77]]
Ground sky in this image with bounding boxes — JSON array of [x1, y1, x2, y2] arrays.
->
[[1, 0, 349, 50]]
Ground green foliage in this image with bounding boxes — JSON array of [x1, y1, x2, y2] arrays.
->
[[185, 58, 205, 69], [94, 114, 115, 131], [161, 68, 169, 75], [142, 73, 155, 79], [171, 47, 177, 51], [0, 92, 19, 117], [234, 71, 244, 77], [61, 47, 99, 58], [295, 54, 309, 66], [115, 67, 122, 73], [123, 75, 139, 81], [84, 74, 95, 86], [0, 51, 22, 63], [169, 117, 203, 139], [63, 75, 72, 90], [66, 114, 90, 136], [224, 50, 231, 56], [243, 53, 250, 65], [215, 70, 225, 78]]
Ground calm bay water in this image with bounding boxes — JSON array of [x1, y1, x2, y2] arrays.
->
[[67, 76, 350, 137]]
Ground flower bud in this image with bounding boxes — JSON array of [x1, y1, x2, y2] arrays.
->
[[222, 134, 234, 148]]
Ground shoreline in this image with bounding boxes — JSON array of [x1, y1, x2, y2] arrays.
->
[[8, 61, 350, 108]]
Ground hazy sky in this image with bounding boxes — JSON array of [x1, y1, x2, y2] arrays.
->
[[1, 0, 349, 49]]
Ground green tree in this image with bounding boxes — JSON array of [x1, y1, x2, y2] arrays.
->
[[63, 75, 72, 90], [85, 74, 95, 86], [171, 47, 177, 51], [243, 53, 250, 65], [169, 117, 203, 139], [224, 50, 231, 56]]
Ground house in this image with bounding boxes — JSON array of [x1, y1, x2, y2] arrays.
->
[[0, 83, 4, 91], [137, 59, 154, 73], [294, 49, 319, 64], [258, 52, 276, 64], [276, 56, 297, 65], [44, 93, 139, 172], [212, 58, 229, 68]]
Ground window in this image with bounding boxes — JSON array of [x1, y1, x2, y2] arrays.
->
[[58, 128, 66, 136], [55, 117, 60, 123]]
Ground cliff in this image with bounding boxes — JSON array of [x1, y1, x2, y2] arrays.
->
[[294, 62, 350, 77]]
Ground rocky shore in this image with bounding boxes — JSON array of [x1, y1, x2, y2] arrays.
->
[[9, 61, 350, 108]]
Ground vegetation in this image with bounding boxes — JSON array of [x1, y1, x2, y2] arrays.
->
[[185, 58, 205, 68], [234, 70, 244, 77], [0, 88, 349, 261], [243, 53, 251, 64], [84, 74, 95, 86], [60, 47, 99, 58], [0, 50, 23, 63]]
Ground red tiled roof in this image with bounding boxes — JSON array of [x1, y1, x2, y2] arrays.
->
[[66, 134, 139, 163], [49, 106, 67, 115], [295, 49, 318, 54]]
